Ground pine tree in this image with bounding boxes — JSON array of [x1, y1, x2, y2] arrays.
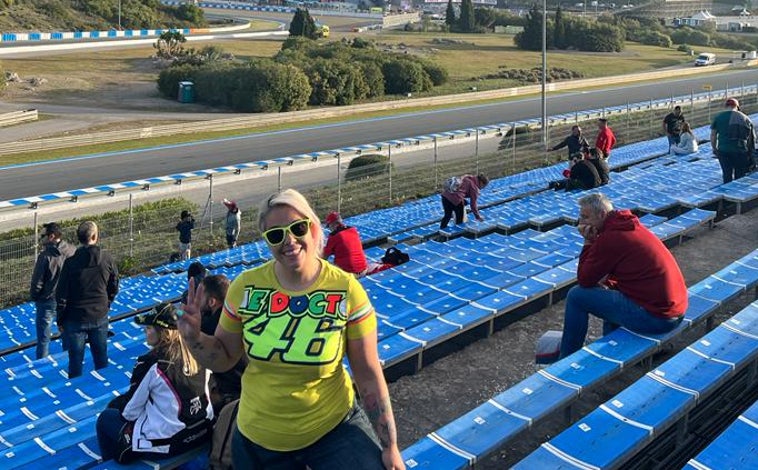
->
[[445, 0, 456, 28], [458, 0, 475, 32], [554, 6, 566, 49], [289, 8, 317, 39], [513, 5, 542, 51]]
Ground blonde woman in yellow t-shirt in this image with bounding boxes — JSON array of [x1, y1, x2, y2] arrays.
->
[[178, 189, 405, 470]]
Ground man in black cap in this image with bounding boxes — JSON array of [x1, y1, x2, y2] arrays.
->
[[30, 222, 75, 359]]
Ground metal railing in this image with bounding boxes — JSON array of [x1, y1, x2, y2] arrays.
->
[[1, 89, 754, 307]]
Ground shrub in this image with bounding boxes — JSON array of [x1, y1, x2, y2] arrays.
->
[[422, 62, 449, 86], [382, 59, 433, 95], [345, 154, 393, 182], [157, 63, 196, 99]]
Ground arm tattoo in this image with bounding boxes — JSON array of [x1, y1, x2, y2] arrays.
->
[[361, 391, 397, 449]]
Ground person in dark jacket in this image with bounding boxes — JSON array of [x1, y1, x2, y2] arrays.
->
[[586, 148, 610, 185], [549, 155, 601, 191], [56, 221, 119, 378], [96, 302, 213, 463], [558, 194, 687, 359], [30, 222, 75, 359], [549, 125, 590, 160], [197, 274, 247, 415], [176, 210, 195, 261], [662, 106, 685, 151]]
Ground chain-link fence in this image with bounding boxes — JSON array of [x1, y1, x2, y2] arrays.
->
[[1, 89, 756, 308]]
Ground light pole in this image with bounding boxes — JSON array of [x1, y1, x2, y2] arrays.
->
[[542, 0, 547, 146]]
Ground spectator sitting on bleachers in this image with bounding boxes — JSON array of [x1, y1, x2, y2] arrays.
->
[[177, 189, 405, 469], [548, 154, 601, 191], [96, 302, 213, 464], [180, 261, 207, 305], [440, 174, 489, 229], [559, 193, 688, 359], [198, 274, 247, 415], [30, 222, 75, 359], [56, 221, 119, 379], [323, 211, 370, 276], [670, 122, 699, 155], [587, 148, 610, 185]]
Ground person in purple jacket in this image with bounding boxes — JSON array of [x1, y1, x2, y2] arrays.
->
[[440, 174, 489, 229]]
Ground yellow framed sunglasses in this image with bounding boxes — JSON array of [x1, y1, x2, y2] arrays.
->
[[262, 218, 311, 246]]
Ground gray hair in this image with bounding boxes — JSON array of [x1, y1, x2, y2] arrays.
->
[[578, 193, 613, 215], [258, 189, 324, 256], [77, 221, 98, 245]]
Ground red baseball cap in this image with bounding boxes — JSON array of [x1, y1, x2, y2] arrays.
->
[[725, 97, 740, 108], [325, 211, 341, 225]]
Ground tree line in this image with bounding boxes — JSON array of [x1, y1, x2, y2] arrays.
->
[[515, 6, 756, 53]]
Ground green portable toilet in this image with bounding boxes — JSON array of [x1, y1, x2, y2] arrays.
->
[[178, 81, 195, 103]]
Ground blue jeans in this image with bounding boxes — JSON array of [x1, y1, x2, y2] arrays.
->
[[62, 317, 109, 378], [35, 299, 57, 359], [231, 401, 383, 470], [560, 286, 683, 359]]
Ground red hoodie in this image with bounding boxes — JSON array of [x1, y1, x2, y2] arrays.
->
[[577, 210, 688, 318], [323, 225, 368, 274]]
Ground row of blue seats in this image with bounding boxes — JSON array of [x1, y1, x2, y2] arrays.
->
[[401, 248, 758, 469], [515, 298, 758, 468], [0, 120, 727, 354], [0, 205, 718, 470], [370, 207, 716, 370], [684, 395, 758, 469]]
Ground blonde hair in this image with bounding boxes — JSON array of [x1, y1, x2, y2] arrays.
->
[[156, 328, 199, 376], [258, 189, 324, 256]]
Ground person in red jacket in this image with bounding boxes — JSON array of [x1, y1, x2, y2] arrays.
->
[[323, 211, 369, 276], [594, 118, 617, 160], [559, 193, 688, 358]]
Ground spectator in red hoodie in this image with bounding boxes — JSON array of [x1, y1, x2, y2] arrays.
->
[[595, 118, 617, 160], [323, 211, 369, 276], [559, 193, 688, 358]]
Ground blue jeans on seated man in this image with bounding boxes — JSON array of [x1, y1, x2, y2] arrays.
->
[[35, 298, 57, 359], [232, 400, 384, 470], [559, 285, 683, 359], [62, 317, 109, 379]]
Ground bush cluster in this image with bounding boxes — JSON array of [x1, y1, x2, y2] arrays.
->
[[481, 67, 583, 84], [157, 37, 448, 111]]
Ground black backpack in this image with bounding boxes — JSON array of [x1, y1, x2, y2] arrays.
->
[[381, 247, 410, 266]]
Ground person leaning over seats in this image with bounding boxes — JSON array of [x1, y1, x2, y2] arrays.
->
[[439, 173, 489, 229], [662, 105, 686, 151], [177, 189, 405, 470], [96, 303, 213, 464], [323, 211, 369, 276], [558, 193, 687, 359]]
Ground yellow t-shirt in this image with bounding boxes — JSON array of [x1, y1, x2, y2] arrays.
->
[[220, 259, 377, 451]]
